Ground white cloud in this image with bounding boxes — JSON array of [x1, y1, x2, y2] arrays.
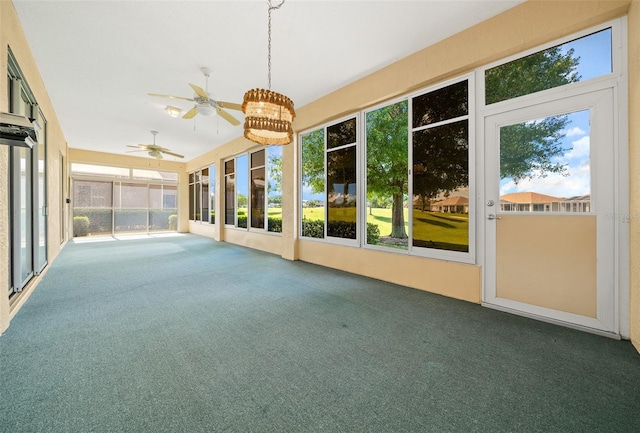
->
[[500, 163, 590, 198], [565, 136, 590, 160], [565, 126, 586, 137]]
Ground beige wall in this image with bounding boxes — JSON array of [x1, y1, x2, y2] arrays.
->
[[628, 0, 640, 352], [0, 1, 69, 333]]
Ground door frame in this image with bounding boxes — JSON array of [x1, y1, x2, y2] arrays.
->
[[482, 88, 621, 337]]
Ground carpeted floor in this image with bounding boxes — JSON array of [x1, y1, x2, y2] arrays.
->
[[1, 233, 639, 432]]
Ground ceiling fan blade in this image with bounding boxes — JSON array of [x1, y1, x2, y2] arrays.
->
[[189, 83, 208, 100], [217, 108, 241, 126], [148, 93, 195, 102], [183, 106, 198, 119], [161, 150, 184, 159], [217, 101, 242, 111]]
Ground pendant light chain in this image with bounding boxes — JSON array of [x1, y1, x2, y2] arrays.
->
[[267, 0, 284, 90]]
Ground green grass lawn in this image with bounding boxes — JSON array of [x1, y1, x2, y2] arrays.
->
[[300, 206, 469, 252]]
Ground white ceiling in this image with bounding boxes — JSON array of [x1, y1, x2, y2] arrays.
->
[[13, 0, 523, 161]]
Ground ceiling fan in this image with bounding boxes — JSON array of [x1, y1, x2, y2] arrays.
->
[[149, 67, 242, 126], [126, 131, 184, 160]]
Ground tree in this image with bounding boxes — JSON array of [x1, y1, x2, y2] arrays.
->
[[300, 129, 325, 195], [486, 46, 580, 182], [366, 101, 409, 238], [412, 120, 469, 211]]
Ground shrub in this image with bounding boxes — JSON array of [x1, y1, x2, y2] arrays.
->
[[301, 219, 380, 243], [366, 222, 380, 244], [73, 216, 90, 237], [268, 217, 282, 233], [302, 219, 324, 238], [168, 214, 177, 230]]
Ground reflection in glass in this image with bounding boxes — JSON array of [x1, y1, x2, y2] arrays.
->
[[225, 165, 235, 225], [366, 100, 408, 249], [301, 129, 325, 238], [486, 28, 612, 105], [499, 110, 591, 212], [327, 118, 357, 149], [236, 155, 249, 228], [201, 168, 209, 222], [327, 146, 357, 239], [412, 120, 469, 252], [267, 146, 282, 232], [413, 81, 468, 128], [209, 165, 216, 224], [251, 167, 266, 229]]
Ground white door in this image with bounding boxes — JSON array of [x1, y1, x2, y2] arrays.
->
[[484, 89, 618, 336]]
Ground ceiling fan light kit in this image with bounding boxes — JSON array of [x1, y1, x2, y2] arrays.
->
[[242, 0, 295, 146], [165, 106, 182, 117], [126, 130, 184, 160]]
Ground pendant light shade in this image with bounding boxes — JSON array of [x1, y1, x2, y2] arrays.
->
[[242, 88, 295, 145], [242, 0, 295, 145]]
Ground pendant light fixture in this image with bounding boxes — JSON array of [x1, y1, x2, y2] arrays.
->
[[242, 0, 295, 145]]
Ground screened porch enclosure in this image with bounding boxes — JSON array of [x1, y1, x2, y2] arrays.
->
[[71, 164, 178, 237]]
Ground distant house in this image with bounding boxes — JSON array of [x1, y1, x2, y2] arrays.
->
[[500, 192, 592, 213], [559, 195, 591, 212], [430, 196, 469, 214], [500, 192, 562, 212]]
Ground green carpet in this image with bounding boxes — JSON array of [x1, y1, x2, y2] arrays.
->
[[1, 234, 639, 432]]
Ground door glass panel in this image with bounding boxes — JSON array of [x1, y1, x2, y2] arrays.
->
[[499, 110, 590, 212], [19, 147, 33, 283], [73, 180, 113, 236], [114, 183, 148, 234]]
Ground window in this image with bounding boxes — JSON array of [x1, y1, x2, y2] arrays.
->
[[224, 159, 235, 225], [327, 118, 358, 240], [299, 118, 358, 242], [267, 146, 283, 233], [411, 79, 470, 254], [224, 149, 283, 233], [299, 79, 472, 259], [485, 28, 612, 104], [365, 100, 409, 249], [71, 164, 178, 237], [300, 128, 326, 239], [188, 167, 212, 223], [236, 154, 249, 228], [209, 165, 216, 224], [251, 150, 266, 229]]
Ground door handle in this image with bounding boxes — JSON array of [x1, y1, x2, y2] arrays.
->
[[487, 213, 502, 220]]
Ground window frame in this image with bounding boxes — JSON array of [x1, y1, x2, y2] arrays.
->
[[408, 74, 476, 264], [224, 148, 283, 235]]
